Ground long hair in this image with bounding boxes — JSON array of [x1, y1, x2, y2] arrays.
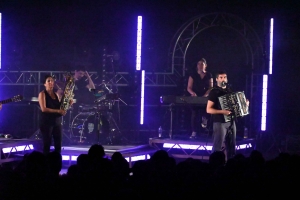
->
[[200, 58, 207, 65], [42, 74, 55, 83]]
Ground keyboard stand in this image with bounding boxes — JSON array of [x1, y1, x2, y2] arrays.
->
[[168, 103, 175, 139]]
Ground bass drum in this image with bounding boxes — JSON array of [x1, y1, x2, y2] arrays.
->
[[70, 112, 110, 144]]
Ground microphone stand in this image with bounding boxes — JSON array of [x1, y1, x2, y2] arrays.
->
[[107, 56, 128, 144]]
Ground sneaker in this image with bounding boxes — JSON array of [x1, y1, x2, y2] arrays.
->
[[201, 116, 208, 128], [189, 132, 197, 139]]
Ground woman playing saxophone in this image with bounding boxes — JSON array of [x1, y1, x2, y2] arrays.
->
[[38, 75, 70, 154]]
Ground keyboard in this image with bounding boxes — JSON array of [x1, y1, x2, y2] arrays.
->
[[160, 95, 208, 106]]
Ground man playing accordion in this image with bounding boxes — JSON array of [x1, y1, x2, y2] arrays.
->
[[206, 70, 249, 160]]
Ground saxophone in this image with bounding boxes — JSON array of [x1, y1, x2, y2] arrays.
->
[[60, 73, 75, 111]]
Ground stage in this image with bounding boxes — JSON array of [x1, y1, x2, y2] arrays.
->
[[0, 138, 40, 165], [0, 134, 256, 168], [149, 134, 255, 161], [59, 144, 155, 168]]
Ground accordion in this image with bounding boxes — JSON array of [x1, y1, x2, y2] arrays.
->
[[218, 91, 249, 122]]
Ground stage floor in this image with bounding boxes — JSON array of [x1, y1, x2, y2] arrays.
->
[[0, 138, 40, 165], [149, 134, 255, 160], [59, 144, 156, 167], [0, 135, 256, 167]]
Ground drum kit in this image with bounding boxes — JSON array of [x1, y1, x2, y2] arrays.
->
[[28, 77, 127, 145], [64, 89, 125, 145]]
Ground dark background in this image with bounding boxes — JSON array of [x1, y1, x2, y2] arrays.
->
[[0, 0, 299, 141]]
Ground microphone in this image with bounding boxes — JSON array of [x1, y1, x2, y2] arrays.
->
[[221, 81, 229, 87], [89, 88, 96, 92]]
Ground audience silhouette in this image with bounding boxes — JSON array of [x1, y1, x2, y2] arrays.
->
[[0, 145, 299, 199]]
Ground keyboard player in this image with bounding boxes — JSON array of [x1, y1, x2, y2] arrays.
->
[[187, 58, 213, 139]]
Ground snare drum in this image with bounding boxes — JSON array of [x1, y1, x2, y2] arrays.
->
[[96, 101, 113, 112], [78, 104, 96, 113]]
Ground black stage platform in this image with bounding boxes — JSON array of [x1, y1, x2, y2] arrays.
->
[[149, 135, 255, 160], [59, 144, 156, 168], [0, 138, 156, 167], [0, 138, 41, 165], [0, 135, 256, 168]]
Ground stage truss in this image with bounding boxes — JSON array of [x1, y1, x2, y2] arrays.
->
[[0, 71, 178, 88], [167, 12, 264, 137]]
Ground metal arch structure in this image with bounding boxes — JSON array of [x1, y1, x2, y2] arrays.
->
[[168, 12, 265, 136], [169, 12, 264, 77]]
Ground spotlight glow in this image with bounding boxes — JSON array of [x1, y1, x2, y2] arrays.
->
[[136, 16, 142, 71], [125, 154, 150, 162], [0, 13, 2, 69], [2, 144, 34, 153], [269, 18, 274, 74], [163, 143, 213, 150], [236, 143, 252, 149], [261, 75, 268, 131], [62, 155, 70, 161], [163, 143, 252, 150], [140, 70, 145, 124], [61, 154, 150, 163], [61, 155, 79, 161]]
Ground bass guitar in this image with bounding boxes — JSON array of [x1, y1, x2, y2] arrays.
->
[[0, 95, 23, 104]]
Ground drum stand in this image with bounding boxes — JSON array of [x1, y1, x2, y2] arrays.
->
[[69, 111, 89, 144], [106, 110, 122, 144], [95, 110, 112, 145], [61, 108, 73, 144], [108, 99, 130, 145], [94, 104, 127, 145], [93, 54, 129, 144]]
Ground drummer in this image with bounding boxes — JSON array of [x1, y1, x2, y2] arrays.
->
[[72, 65, 96, 106]]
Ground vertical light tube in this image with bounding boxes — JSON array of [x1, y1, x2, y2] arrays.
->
[[136, 16, 142, 71], [140, 70, 145, 124], [269, 18, 274, 74], [261, 75, 268, 131], [0, 13, 2, 69]]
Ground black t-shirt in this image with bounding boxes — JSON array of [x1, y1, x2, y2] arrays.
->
[[73, 78, 95, 105], [208, 86, 233, 123], [190, 71, 212, 96]]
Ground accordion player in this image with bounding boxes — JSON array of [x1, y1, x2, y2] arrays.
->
[[218, 91, 249, 122]]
